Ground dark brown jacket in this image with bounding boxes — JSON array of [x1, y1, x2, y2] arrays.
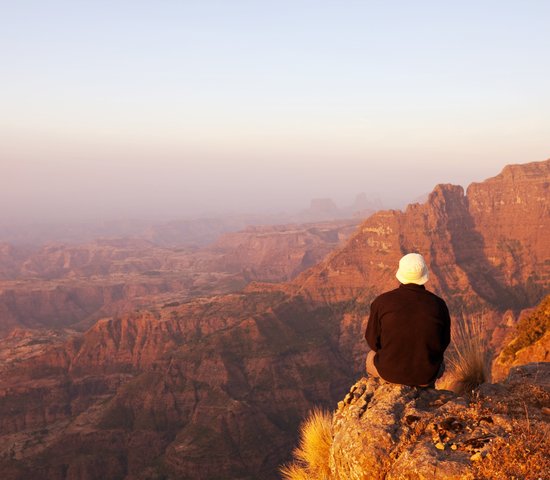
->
[[365, 283, 451, 386]]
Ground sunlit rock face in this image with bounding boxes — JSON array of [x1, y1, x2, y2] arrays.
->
[[297, 159, 549, 309], [328, 363, 549, 480], [294, 159, 549, 368], [0, 160, 548, 479], [492, 294, 550, 381]]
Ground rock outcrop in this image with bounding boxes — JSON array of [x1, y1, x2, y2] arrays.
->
[[327, 363, 549, 479], [492, 294, 550, 380]]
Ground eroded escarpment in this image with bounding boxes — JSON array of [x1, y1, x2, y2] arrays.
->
[[0, 159, 548, 479]]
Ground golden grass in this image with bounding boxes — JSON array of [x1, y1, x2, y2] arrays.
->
[[441, 314, 490, 394], [280, 408, 333, 480], [279, 464, 310, 480]]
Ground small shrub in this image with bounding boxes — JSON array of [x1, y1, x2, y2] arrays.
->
[[443, 315, 490, 394], [280, 408, 333, 480]]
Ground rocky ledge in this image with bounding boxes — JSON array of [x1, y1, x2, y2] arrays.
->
[[328, 363, 549, 479]]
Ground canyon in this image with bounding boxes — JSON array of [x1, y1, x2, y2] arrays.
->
[[0, 219, 358, 334], [0, 159, 548, 479]]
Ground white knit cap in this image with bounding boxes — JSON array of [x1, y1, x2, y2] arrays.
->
[[395, 253, 429, 285]]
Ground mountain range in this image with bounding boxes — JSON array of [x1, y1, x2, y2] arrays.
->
[[0, 159, 548, 479]]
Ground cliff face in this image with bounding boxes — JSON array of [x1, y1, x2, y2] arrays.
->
[[297, 159, 549, 309], [207, 220, 358, 282], [0, 160, 548, 479], [466, 162, 549, 305], [0, 292, 353, 480], [293, 160, 549, 368]]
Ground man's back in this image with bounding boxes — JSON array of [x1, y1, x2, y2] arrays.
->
[[365, 282, 451, 386]]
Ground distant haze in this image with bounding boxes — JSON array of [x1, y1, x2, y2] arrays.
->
[[1, 1, 549, 224]]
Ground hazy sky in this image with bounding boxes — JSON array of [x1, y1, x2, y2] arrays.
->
[[1, 0, 549, 223]]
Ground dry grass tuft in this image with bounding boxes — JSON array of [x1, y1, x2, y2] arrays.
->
[[280, 408, 333, 480], [279, 463, 310, 480], [441, 314, 490, 394], [473, 419, 550, 479]]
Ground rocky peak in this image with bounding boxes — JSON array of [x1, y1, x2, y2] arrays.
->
[[426, 183, 465, 206], [295, 159, 549, 318]]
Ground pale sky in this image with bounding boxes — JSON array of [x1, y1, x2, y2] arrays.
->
[[1, 0, 549, 223]]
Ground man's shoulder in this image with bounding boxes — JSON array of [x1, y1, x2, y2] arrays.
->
[[422, 289, 450, 316], [373, 286, 448, 306], [424, 288, 448, 305], [372, 287, 402, 304]]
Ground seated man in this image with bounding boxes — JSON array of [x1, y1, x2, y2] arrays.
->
[[365, 253, 450, 387]]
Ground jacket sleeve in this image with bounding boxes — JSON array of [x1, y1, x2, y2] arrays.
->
[[365, 300, 381, 351]]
